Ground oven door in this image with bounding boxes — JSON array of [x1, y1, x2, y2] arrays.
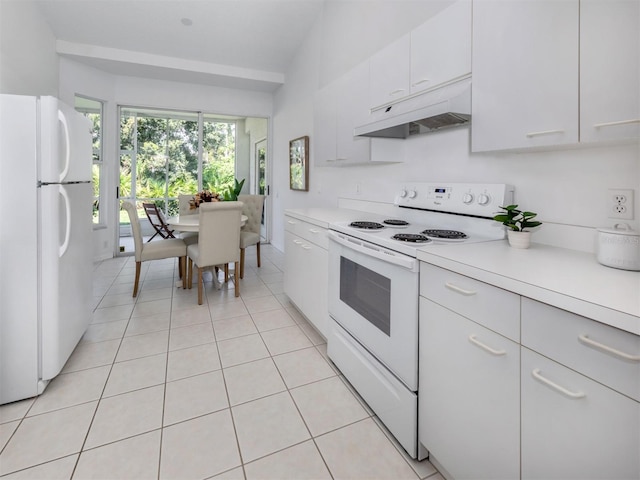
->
[[327, 230, 419, 390]]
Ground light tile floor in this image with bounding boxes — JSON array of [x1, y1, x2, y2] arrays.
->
[[0, 245, 442, 480]]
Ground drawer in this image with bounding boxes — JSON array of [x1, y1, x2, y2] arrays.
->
[[284, 216, 328, 249], [420, 263, 520, 342], [522, 298, 640, 401]]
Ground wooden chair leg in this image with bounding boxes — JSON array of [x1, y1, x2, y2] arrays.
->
[[197, 266, 203, 305], [181, 257, 186, 289], [133, 261, 142, 297], [187, 258, 193, 289], [234, 261, 240, 297], [178, 257, 183, 279], [240, 248, 245, 279], [256, 242, 261, 268], [224, 264, 229, 282]]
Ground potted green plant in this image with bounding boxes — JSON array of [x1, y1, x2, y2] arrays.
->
[[493, 204, 542, 249], [222, 178, 245, 201]]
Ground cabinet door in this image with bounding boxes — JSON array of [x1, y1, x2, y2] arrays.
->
[[369, 33, 410, 109], [410, 0, 471, 95], [313, 82, 337, 166], [336, 61, 371, 165], [284, 231, 305, 310], [522, 348, 640, 480], [419, 298, 520, 480], [303, 243, 328, 338], [580, 0, 640, 142], [471, 0, 579, 152]]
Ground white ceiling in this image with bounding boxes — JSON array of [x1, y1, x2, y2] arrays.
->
[[34, 0, 326, 92]]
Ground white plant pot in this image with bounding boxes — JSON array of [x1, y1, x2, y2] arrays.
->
[[507, 230, 531, 249]]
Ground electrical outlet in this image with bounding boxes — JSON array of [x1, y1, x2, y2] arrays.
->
[[608, 188, 634, 220]]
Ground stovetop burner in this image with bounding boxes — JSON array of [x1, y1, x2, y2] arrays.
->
[[350, 221, 385, 230], [383, 219, 409, 226], [421, 229, 468, 240], [392, 233, 432, 243]]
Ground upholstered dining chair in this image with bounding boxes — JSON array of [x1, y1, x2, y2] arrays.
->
[[122, 201, 187, 297], [177, 194, 199, 246], [187, 201, 243, 304], [237, 194, 265, 279]]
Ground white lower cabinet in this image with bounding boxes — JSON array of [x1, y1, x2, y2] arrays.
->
[[419, 297, 520, 480], [521, 348, 640, 480], [283, 217, 328, 338], [419, 262, 640, 479]]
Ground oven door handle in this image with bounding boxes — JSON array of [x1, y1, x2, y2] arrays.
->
[[328, 230, 419, 272]]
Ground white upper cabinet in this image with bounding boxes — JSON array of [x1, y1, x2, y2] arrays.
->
[[410, 0, 471, 96], [313, 80, 338, 167], [369, 34, 411, 109], [335, 61, 373, 165], [368, 0, 472, 110], [472, 0, 580, 152], [580, 0, 640, 143]]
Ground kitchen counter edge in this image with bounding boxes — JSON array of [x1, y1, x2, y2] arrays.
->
[[417, 241, 640, 336]]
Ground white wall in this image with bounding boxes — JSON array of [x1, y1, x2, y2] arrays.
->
[[0, 1, 58, 95], [271, 1, 640, 252]]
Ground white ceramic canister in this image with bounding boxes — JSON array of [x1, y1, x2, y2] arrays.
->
[[596, 224, 640, 271]]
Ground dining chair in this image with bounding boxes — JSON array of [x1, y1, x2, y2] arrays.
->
[[122, 201, 187, 297], [142, 202, 175, 242], [237, 194, 265, 279], [177, 194, 199, 246], [187, 201, 243, 304]]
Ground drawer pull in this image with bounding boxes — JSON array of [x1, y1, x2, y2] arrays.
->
[[389, 88, 405, 96], [525, 129, 565, 138], [445, 282, 477, 296], [468, 335, 506, 356], [532, 369, 585, 399], [578, 334, 640, 362], [594, 119, 640, 128], [309, 229, 320, 234], [287, 220, 297, 225], [302, 244, 311, 250], [293, 239, 303, 245]]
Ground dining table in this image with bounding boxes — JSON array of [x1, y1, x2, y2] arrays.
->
[[167, 213, 248, 232]]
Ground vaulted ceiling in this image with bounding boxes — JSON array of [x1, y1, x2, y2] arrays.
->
[[34, 0, 326, 92]]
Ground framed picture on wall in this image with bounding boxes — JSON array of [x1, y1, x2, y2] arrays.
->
[[289, 135, 309, 191]]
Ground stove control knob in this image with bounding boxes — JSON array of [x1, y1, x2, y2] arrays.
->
[[408, 190, 417, 199], [399, 189, 408, 198], [477, 193, 491, 205], [462, 193, 474, 204]]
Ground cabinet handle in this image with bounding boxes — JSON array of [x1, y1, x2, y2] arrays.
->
[[594, 119, 640, 128], [578, 334, 640, 362], [389, 88, 405, 96], [532, 369, 585, 399], [293, 239, 303, 245], [525, 129, 565, 138], [468, 335, 506, 356], [411, 79, 430, 87], [445, 282, 476, 296], [287, 220, 297, 225], [301, 244, 311, 250], [309, 229, 320, 234]]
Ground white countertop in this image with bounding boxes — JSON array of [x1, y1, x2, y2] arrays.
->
[[284, 208, 384, 228], [417, 241, 640, 336], [284, 208, 640, 336]]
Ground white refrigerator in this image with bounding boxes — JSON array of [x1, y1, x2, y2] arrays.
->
[[0, 94, 94, 405]]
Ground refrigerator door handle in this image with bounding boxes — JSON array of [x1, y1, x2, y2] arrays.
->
[[59, 184, 71, 257], [58, 109, 71, 182]]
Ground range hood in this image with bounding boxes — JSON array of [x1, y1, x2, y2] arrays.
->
[[354, 78, 471, 139]]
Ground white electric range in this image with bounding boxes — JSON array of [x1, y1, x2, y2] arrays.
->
[[326, 182, 514, 459]]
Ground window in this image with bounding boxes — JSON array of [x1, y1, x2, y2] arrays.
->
[[75, 96, 104, 226]]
